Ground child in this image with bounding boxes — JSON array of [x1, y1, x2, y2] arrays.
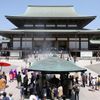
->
[[9, 93, 14, 100], [9, 69, 13, 82]]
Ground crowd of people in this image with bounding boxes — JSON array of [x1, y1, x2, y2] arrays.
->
[[2, 68, 100, 100], [0, 52, 100, 100], [1, 68, 80, 100], [7, 69, 86, 100], [81, 72, 100, 91], [19, 72, 77, 100]]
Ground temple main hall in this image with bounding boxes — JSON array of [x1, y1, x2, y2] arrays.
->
[[0, 5, 100, 58]]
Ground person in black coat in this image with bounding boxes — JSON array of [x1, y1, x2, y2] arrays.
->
[[23, 74, 28, 96]]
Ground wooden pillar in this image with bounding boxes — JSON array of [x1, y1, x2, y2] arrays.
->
[[41, 37, 44, 51], [10, 36, 13, 49], [32, 37, 34, 50], [79, 37, 81, 50], [44, 24, 46, 29], [55, 37, 58, 51], [88, 36, 90, 50], [67, 37, 69, 51], [20, 37, 22, 50]]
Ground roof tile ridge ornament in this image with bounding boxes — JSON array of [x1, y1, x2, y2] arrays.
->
[[28, 5, 74, 7]]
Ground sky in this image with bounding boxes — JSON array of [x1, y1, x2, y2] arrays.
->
[[0, 0, 100, 30]]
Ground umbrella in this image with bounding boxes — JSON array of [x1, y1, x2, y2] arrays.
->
[[0, 61, 11, 71]]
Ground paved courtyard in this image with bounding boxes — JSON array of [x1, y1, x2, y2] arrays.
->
[[1, 58, 100, 100]]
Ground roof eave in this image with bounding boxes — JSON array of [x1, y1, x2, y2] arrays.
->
[[5, 15, 96, 19], [5, 15, 96, 28]]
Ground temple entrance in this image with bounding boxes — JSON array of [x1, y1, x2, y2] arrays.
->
[[58, 41, 67, 51], [34, 41, 43, 52], [43, 41, 56, 51]]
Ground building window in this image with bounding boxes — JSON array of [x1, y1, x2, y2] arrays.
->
[[81, 42, 88, 49], [68, 24, 77, 28], [45, 38, 56, 41], [35, 24, 44, 28], [22, 38, 32, 41], [81, 38, 88, 41], [34, 38, 44, 41], [2, 43, 8, 49], [57, 24, 66, 27], [22, 41, 32, 49], [57, 38, 67, 40], [69, 41, 79, 49], [69, 38, 79, 40], [24, 24, 33, 27], [46, 24, 55, 27], [13, 38, 20, 40]]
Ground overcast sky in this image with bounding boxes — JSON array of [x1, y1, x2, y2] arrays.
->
[[0, 0, 100, 30]]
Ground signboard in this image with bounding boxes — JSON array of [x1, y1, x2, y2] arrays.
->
[[10, 51, 21, 57], [81, 51, 93, 57]]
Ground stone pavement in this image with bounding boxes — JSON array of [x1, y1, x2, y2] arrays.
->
[[1, 59, 100, 100], [0, 59, 26, 100], [79, 86, 100, 100], [76, 60, 100, 100], [5, 79, 20, 100]]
